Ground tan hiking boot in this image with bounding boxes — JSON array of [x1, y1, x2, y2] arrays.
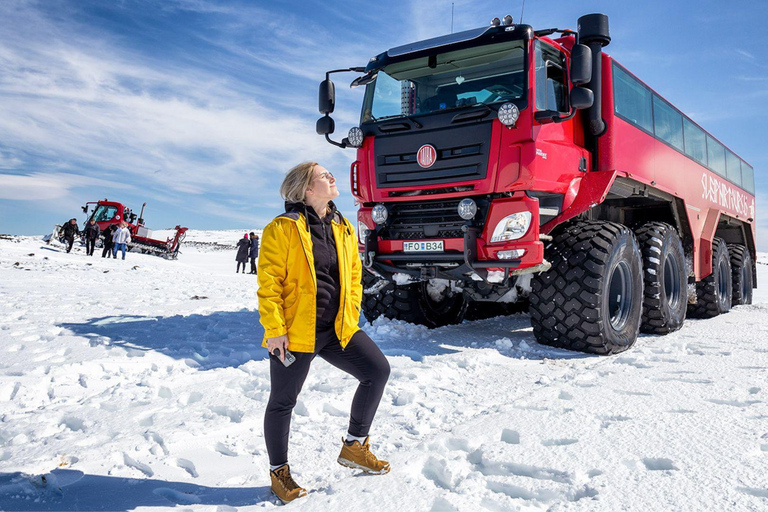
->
[[270, 464, 307, 504], [337, 437, 391, 474]]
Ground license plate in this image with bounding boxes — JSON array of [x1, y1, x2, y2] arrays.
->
[[403, 241, 444, 252]]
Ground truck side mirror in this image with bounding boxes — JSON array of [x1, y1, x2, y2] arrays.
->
[[570, 87, 594, 110], [316, 116, 335, 135], [570, 44, 592, 86], [319, 79, 336, 114]]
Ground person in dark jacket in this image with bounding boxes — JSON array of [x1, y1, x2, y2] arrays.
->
[[102, 224, 118, 258], [61, 218, 81, 253], [248, 232, 260, 274], [236, 233, 250, 273], [83, 219, 100, 256]]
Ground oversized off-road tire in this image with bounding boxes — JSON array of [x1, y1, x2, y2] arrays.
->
[[687, 238, 731, 318], [728, 243, 753, 306], [634, 222, 687, 334], [361, 268, 467, 328], [529, 221, 644, 355]]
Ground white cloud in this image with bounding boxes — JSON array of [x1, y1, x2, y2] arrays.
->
[[0, 2, 346, 202], [0, 172, 133, 201]]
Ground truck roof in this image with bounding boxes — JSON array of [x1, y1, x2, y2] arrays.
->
[[368, 23, 533, 72]]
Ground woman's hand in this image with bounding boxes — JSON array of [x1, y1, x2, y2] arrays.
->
[[266, 334, 289, 362]]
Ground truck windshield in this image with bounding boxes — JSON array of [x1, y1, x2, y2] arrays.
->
[[91, 205, 118, 222], [361, 40, 526, 123]]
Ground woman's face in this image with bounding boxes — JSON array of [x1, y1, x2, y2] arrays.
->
[[307, 164, 339, 202]]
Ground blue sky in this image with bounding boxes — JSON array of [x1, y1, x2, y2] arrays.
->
[[1, 0, 766, 248]]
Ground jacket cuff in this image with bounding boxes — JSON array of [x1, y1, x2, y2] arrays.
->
[[264, 326, 287, 339]]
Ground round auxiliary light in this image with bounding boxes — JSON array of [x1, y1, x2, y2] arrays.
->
[[371, 204, 388, 225], [498, 102, 519, 127], [348, 127, 364, 148], [458, 198, 477, 220]]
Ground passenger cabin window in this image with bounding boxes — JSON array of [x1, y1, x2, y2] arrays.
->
[[653, 96, 683, 151], [534, 41, 568, 113], [706, 135, 726, 177], [613, 65, 653, 133], [742, 163, 755, 194], [612, 61, 752, 194], [726, 150, 742, 186], [683, 118, 707, 166]]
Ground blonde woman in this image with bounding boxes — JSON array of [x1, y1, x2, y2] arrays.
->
[[258, 162, 391, 503]]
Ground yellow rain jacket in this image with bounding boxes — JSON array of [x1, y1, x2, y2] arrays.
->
[[257, 205, 362, 352]]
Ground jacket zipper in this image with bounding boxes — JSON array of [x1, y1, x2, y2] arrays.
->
[[339, 222, 347, 350], [295, 220, 317, 349]]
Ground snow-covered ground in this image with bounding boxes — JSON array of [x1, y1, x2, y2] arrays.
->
[[1, 231, 767, 511]]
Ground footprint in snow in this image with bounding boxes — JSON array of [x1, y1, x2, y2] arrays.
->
[[153, 487, 200, 505], [215, 442, 238, 457], [500, 429, 520, 445], [642, 458, 678, 471], [738, 487, 768, 498], [123, 453, 153, 477], [176, 458, 199, 477], [705, 398, 761, 408], [209, 406, 244, 423], [542, 438, 579, 446], [600, 415, 632, 428]]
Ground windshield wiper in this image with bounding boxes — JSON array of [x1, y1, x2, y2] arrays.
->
[[404, 116, 423, 128], [451, 105, 491, 123]]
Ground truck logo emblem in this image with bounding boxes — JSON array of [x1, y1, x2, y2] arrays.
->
[[417, 144, 437, 168]]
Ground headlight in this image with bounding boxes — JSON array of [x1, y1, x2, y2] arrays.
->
[[357, 220, 371, 245], [457, 198, 477, 220], [498, 102, 519, 127], [348, 127, 364, 147], [371, 204, 388, 224], [490, 211, 531, 242]]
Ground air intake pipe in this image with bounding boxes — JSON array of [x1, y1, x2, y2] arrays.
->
[[577, 14, 610, 136]]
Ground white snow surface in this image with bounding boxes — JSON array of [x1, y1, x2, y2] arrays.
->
[[1, 232, 767, 511]]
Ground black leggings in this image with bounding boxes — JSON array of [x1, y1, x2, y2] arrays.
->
[[264, 328, 390, 466]]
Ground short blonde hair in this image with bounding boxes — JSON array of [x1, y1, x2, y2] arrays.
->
[[280, 161, 318, 203]]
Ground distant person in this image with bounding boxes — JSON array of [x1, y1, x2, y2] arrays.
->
[[112, 222, 131, 260], [60, 218, 81, 253], [83, 219, 100, 256], [259, 162, 390, 504], [102, 224, 118, 258], [236, 233, 250, 273], [248, 232, 260, 274]]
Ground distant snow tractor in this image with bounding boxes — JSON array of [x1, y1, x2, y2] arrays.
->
[[46, 200, 188, 259]]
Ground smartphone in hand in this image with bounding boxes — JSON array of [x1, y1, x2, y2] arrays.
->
[[272, 348, 296, 367]]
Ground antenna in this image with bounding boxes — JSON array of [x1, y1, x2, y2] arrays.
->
[[451, 2, 454, 33], [520, 0, 526, 24]]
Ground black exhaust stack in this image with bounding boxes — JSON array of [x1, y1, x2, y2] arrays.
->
[[578, 14, 610, 136]]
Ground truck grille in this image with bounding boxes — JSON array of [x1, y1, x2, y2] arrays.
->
[[374, 122, 492, 188], [386, 199, 486, 240]]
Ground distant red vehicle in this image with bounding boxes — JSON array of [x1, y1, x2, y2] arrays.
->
[[316, 13, 756, 355], [48, 199, 187, 259]]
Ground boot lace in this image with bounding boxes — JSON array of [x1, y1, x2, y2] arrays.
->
[[361, 441, 381, 466], [275, 467, 300, 491]]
